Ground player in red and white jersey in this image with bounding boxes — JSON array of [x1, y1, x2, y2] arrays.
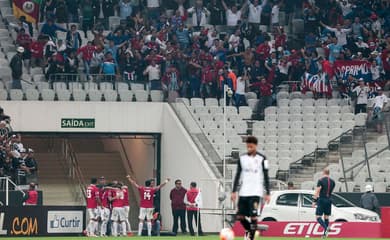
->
[[109, 183, 127, 237], [99, 186, 111, 237], [121, 184, 132, 235], [127, 175, 170, 236], [85, 178, 100, 237]]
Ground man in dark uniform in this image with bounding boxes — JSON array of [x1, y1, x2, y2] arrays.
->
[[313, 168, 335, 239]]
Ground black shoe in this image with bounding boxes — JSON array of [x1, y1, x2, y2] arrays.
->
[[190, 232, 195, 236], [322, 227, 329, 238]]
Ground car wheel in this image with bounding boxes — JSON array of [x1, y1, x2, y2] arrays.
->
[[262, 217, 277, 221], [335, 219, 347, 222]]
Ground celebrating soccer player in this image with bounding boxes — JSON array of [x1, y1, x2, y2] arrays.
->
[[231, 136, 270, 240], [121, 184, 133, 235], [85, 178, 101, 237], [99, 184, 111, 237], [127, 175, 170, 236], [109, 182, 127, 237]]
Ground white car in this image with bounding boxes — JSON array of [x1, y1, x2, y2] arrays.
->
[[261, 190, 380, 222]]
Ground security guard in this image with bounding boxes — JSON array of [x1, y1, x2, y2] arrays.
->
[[360, 185, 380, 215], [313, 168, 335, 239]]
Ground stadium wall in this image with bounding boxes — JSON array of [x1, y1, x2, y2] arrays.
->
[[0, 101, 222, 232]]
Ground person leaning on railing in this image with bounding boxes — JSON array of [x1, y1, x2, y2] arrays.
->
[[100, 52, 120, 83]]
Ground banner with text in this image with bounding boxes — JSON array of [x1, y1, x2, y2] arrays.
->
[[333, 60, 372, 82], [0, 206, 85, 237], [233, 221, 382, 238]]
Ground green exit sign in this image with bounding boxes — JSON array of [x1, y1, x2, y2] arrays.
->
[[61, 118, 95, 128]]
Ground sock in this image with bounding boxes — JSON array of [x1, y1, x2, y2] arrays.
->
[[100, 221, 107, 236], [240, 219, 251, 231], [112, 222, 118, 236], [121, 222, 127, 236], [138, 222, 143, 236], [87, 220, 93, 235], [90, 220, 97, 235], [125, 219, 132, 232], [249, 219, 257, 240], [317, 217, 327, 230], [147, 221, 152, 236], [324, 219, 329, 229]]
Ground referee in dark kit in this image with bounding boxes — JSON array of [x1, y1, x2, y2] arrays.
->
[[313, 168, 335, 239]]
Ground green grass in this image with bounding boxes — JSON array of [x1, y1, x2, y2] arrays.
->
[[1, 237, 385, 240]]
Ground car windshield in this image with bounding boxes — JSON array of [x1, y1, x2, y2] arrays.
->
[[331, 194, 356, 208]]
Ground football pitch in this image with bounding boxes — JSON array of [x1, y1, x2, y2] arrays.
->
[[2, 237, 384, 240]]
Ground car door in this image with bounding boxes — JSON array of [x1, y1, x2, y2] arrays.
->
[[299, 193, 316, 221], [272, 193, 300, 221]]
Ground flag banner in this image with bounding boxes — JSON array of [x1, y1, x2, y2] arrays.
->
[[13, 0, 41, 24], [301, 72, 332, 94], [333, 60, 372, 82]]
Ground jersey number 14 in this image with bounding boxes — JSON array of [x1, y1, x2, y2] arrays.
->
[[143, 191, 151, 200]]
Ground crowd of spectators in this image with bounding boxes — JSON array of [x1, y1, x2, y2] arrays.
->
[[0, 107, 38, 188], [7, 0, 390, 111]]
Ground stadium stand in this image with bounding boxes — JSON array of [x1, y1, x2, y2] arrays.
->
[[0, 0, 389, 195], [0, 108, 38, 188]]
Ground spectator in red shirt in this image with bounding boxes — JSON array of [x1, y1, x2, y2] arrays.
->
[[252, 77, 273, 115], [381, 46, 390, 82], [170, 179, 187, 235], [16, 28, 32, 74], [30, 37, 45, 69], [200, 60, 217, 97], [77, 41, 96, 79], [23, 182, 38, 206], [256, 38, 271, 61]]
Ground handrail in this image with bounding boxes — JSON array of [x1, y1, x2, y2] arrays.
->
[[339, 112, 390, 191], [0, 176, 26, 206], [289, 129, 353, 167], [118, 136, 140, 205], [174, 98, 219, 154], [61, 138, 86, 202], [287, 128, 354, 182], [170, 99, 223, 179], [174, 98, 234, 163]]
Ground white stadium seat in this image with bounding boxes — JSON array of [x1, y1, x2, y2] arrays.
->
[[103, 90, 118, 102], [134, 90, 149, 102], [10, 89, 23, 100], [73, 89, 87, 101]]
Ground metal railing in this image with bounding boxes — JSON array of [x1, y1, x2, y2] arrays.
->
[[171, 99, 223, 175], [0, 177, 26, 206], [61, 138, 86, 203], [339, 112, 390, 191], [118, 136, 140, 206], [49, 73, 119, 84], [47, 73, 144, 85], [287, 129, 354, 181]]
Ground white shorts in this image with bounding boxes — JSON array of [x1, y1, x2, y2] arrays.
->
[[139, 207, 154, 220], [111, 207, 126, 222], [88, 208, 99, 220], [100, 207, 111, 221]]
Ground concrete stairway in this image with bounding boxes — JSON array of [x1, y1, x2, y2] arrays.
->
[[287, 124, 386, 189], [36, 153, 79, 205], [22, 136, 80, 205]]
